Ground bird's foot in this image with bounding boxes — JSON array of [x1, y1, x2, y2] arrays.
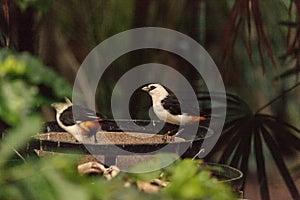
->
[[162, 128, 184, 142], [170, 135, 175, 142], [162, 133, 168, 142], [162, 131, 175, 142]]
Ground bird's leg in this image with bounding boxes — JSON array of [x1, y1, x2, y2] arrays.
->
[[89, 130, 98, 143], [162, 131, 171, 142], [94, 133, 98, 143], [162, 128, 183, 142], [174, 128, 184, 137], [170, 128, 184, 142]]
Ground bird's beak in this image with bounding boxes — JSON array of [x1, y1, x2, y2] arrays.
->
[[142, 86, 149, 92], [51, 103, 57, 109]]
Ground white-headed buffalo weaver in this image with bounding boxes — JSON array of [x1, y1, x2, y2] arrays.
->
[[142, 83, 207, 128], [51, 97, 104, 143]]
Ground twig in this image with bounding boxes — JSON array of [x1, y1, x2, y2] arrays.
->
[[13, 148, 26, 162], [256, 82, 300, 114]]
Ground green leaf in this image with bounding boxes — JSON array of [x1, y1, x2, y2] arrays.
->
[[43, 169, 89, 200], [0, 79, 38, 125], [0, 115, 41, 166], [254, 127, 269, 200], [128, 153, 178, 181], [261, 125, 300, 199], [163, 159, 236, 200], [0, 49, 72, 108], [208, 92, 300, 198], [14, 0, 52, 12], [0, 55, 26, 77]]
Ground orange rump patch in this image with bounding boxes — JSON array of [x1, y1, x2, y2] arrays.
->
[[80, 120, 101, 131], [189, 116, 207, 123]]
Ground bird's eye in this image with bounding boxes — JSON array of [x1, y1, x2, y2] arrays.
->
[[149, 85, 156, 91]]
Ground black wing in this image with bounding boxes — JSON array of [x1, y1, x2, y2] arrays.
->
[[161, 95, 182, 115], [161, 94, 208, 117], [59, 106, 75, 126], [60, 105, 104, 126], [73, 105, 104, 121]]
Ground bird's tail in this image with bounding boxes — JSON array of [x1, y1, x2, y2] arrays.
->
[[189, 115, 207, 123]]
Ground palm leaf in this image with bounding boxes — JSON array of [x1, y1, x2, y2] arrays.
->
[[263, 116, 300, 155], [207, 117, 243, 157], [279, 21, 298, 27], [261, 125, 300, 199], [254, 125, 270, 200], [204, 91, 300, 199], [262, 114, 300, 137], [218, 132, 241, 164], [273, 66, 300, 80]]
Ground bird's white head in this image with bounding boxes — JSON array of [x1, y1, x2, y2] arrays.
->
[[51, 97, 73, 113], [142, 83, 169, 101]]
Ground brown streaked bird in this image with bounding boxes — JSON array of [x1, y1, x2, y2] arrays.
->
[[51, 97, 104, 143]]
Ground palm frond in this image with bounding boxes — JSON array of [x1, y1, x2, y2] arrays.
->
[[222, 0, 277, 71], [203, 92, 300, 199], [254, 125, 270, 199], [261, 125, 300, 199]]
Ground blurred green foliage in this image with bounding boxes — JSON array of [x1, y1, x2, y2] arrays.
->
[[126, 157, 236, 200], [0, 49, 72, 126], [162, 160, 235, 200], [14, 0, 52, 12], [0, 133, 236, 200]]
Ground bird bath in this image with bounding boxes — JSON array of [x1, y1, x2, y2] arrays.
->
[[29, 120, 214, 169]]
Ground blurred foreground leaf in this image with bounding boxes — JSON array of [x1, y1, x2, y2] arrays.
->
[[0, 115, 41, 165], [0, 49, 72, 126], [162, 159, 236, 200]]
